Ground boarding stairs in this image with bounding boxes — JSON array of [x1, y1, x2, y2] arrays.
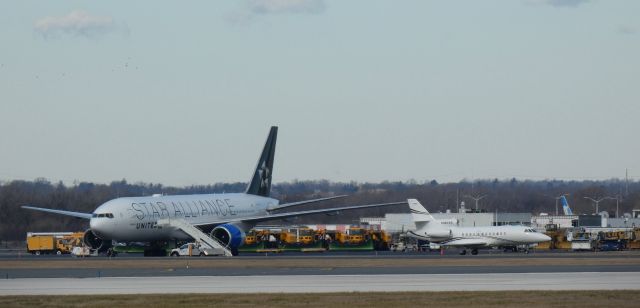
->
[[157, 218, 234, 257]]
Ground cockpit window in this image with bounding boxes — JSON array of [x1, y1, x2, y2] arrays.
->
[[92, 213, 114, 218]]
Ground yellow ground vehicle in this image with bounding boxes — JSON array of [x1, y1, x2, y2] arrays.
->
[[370, 230, 391, 250], [244, 230, 258, 245], [335, 227, 366, 245], [27, 232, 84, 255], [280, 227, 315, 245]]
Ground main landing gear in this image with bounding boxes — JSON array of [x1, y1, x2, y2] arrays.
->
[[459, 249, 479, 255]]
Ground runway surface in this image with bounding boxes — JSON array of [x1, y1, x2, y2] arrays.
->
[[2, 250, 640, 278], [3, 264, 640, 278], [1, 272, 639, 295]]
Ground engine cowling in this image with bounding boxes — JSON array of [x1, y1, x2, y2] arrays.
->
[[83, 229, 111, 252], [210, 224, 246, 253], [426, 229, 452, 239]]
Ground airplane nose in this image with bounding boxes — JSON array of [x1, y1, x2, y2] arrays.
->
[[90, 218, 107, 238], [540, 234, 551, 242]]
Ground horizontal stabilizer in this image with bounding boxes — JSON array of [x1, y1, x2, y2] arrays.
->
[[22, 205, 93, 219]]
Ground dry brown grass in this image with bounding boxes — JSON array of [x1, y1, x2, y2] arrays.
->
[[2, 255, 640, 270], [0, 291, 637, 308]]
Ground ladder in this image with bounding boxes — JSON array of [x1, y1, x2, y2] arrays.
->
[[157, 218, 234, 257]]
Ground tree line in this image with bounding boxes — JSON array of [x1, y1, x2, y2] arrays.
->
[[0, 178, 638, 241]]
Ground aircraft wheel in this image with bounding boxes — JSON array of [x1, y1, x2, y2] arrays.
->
[[471, 249, 478, 255]]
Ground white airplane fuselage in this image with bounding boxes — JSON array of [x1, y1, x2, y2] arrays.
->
[[90, 193, 278, 242], [408, 225, 551, 247], [406, 199, 550, 249]]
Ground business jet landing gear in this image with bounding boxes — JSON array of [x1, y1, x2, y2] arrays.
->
[[471, 249, 479, 255], [459, 249, 467, 255]]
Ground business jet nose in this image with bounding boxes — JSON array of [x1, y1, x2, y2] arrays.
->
[[539, 233, 552, 242]]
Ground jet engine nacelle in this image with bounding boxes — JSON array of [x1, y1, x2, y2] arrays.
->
[[83, 229, 112, 252], [210, 224, 246, 255], [426, 229, 452, 239]]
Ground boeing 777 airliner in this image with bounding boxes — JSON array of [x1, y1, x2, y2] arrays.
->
[[23, 127, 404, 255]]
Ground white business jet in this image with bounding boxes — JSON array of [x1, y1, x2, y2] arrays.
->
[[406, 199, 550, 255]]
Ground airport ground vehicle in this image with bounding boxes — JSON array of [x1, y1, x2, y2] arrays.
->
[[390, 242, 417, 252], [335, 227, 367, 245], [280, 227, 315, 245], [599, 240, 624, 251], [26, 232, 83, 255], [170, 243, 223, 256]]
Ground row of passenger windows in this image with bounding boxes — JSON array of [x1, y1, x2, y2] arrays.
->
[[463, 231, 505, 237], [92, 213, 114, 218]]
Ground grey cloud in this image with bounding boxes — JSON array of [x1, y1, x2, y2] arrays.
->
[[547, 0, 591, 7], [248, 0, 326, 14], [34, 10, 116, 38], [617, 25, 637, 35], [526, 0, 591, 7]]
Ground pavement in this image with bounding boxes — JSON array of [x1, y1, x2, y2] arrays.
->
[[1, 272, 639, 295], [2, 250, 639, 295]]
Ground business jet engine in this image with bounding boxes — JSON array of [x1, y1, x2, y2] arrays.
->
[[426, 229, 453, 240], [83, 229, 112, 252], [210, 224, 246, 256]]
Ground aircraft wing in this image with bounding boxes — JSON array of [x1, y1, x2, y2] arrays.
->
[[439, 238, 488, 248], [22, 205, 93, 219], [194, 201, 406, 226], [267, 195, 348, 211]]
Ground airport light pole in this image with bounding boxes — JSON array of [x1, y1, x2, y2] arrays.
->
[[463, 194, 487, 212], [583, 196, 616, 215]]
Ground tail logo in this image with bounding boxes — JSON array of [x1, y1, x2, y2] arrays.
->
[[258, 161, 271, 190]]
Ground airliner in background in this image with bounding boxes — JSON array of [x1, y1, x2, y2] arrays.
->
[[406, 199, 551, 255], [561, 195, 573, 215], [23, 127, 405, 256]]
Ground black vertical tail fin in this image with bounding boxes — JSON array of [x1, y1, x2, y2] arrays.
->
[[245, 126, 278, 197]]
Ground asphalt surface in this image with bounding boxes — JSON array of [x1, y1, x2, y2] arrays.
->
[[2, 272, 640, 295], [2, 264, 639, 279], [2, 250, 640, 278]]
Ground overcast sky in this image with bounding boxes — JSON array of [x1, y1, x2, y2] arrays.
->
[[0, 0, 638, 186]]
